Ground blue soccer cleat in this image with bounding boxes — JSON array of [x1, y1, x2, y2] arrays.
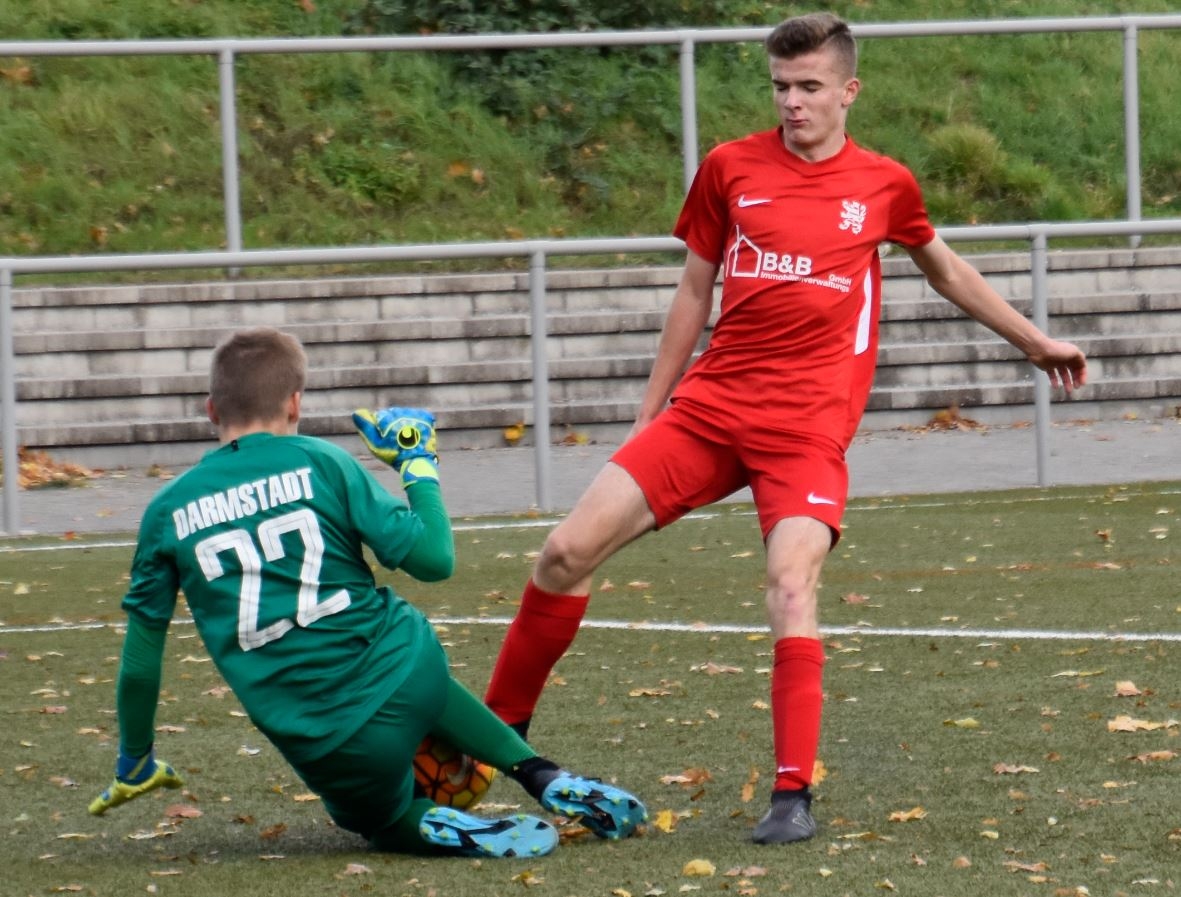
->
[[419, 807, 558, 858], [540, 773, 648, 840]]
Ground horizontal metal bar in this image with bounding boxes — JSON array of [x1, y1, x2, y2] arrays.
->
[[0, 15, 1178, 58], [3, 220, 1180, 276], [0, 237, 683, 275]]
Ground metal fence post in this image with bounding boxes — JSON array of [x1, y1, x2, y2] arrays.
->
[[1030, 230, 1051, 487], [1123, 22, 1142, 248], [1, 268, 19, 534], [679, 37, 699, 192], [219, 46, 244, 264], [528, 249, 553, 511]]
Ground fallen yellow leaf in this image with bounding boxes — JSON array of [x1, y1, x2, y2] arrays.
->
[[1128, 750, 1177, 763], [1108, 714, 1179, 732], [661, 768, 712, 786], [888, 806, 927, 823], [653, 809, 677, 833], [943, 717, 980, 729], [993, 762, 1039, 775]]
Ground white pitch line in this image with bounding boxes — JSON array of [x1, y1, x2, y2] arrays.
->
[[5, 614, 1178, 644], [0, 539, 137, 554], [3, 483, 1179, 554], [429, 616, 1181, 643]]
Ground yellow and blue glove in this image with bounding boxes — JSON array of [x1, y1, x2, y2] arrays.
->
[[89, 746, 183, 816], [352, 406, 440, 488]]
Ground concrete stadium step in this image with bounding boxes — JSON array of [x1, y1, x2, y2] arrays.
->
[[18, 322, 1177, 408], [9, 245, 1181, 467]]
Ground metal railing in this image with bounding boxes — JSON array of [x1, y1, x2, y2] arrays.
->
[[3, 17, 1181, 533], [3, 216, 1181, 534], [1, 14, 1180, 253]]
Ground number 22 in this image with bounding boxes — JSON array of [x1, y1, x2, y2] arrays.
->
[[194, 508, 350, 651]]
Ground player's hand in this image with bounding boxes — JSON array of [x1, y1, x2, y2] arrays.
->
[[1029, 339, 1087, 394], [89, 748, 183, 816], [352, 407, 440, 487]]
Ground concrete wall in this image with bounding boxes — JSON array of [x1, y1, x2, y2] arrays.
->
[[10, 245, 1181, 468]]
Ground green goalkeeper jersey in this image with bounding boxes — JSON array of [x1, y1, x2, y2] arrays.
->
[[122, 432, 442, 763]]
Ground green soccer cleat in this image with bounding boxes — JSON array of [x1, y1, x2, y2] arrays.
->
[[419, 807, 558, 857], [89, 758, 184, 816], [540, 773, 648, 840]]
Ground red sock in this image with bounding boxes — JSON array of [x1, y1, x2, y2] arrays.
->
[[770, 637, 826, 792], [484, 580, 589, 726]]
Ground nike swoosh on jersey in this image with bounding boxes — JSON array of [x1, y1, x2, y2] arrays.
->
[[806, 492, 838, 506], [737, 195, 772, 207]]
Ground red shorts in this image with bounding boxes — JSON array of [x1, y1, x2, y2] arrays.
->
[[611, 399, 848, 543]]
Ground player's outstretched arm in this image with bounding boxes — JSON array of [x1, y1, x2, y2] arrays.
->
[[906, 236, 1088, 394], [354, 406, 454, 580], [352, 407, 440, 488], [1025, 339, 1087, 392], [91, 617, 179, 815], [89, 747, 183, 815]]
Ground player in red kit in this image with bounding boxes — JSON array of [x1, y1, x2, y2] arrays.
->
[[485, 11, 1087, 844]]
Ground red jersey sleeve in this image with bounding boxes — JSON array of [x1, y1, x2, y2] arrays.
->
[[673, 149, 730, 264], [885, 162, 936, 249]]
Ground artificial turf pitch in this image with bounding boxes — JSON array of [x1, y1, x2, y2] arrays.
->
[[2, 482, 1178, 896]]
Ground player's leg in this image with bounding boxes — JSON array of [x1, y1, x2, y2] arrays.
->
[[484, 407, 746, 737], [751, 515, 831, 844], [745, 435, 847, 844], [434, 679, 648, 839], [483, 462, 655, 736], [295, 643, 558, 857]]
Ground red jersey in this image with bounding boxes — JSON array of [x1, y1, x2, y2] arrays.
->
[[672, 130, 935, 448]]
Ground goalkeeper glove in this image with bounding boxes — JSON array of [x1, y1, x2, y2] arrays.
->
[[89, 746, 183, 816], [352, 407, 440, 488]]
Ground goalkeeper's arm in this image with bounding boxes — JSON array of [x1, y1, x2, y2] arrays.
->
[[398, 479, 455, 581], [89, 618, 183, 815], [352, 406, 454, 581], [351, 407, 439, 489]]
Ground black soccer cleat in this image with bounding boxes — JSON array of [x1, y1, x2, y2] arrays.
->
[[751, 788, 817, 844]]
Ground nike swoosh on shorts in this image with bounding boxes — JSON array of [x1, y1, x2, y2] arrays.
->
[[806, 492, 838, 505]]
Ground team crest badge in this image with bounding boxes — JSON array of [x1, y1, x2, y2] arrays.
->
[[838, 200, 867, 235]]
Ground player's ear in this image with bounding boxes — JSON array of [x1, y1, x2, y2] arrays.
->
[[286, 391, 302, 424], [842, 77, 860, 108], [205, 396, 219, 425]]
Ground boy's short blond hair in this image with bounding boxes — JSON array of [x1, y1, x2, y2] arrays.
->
[[209, 328, 307, 427]]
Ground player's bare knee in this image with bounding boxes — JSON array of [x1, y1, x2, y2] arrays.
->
[[765, 575, 817, 618], [536, 529, 595, 589]]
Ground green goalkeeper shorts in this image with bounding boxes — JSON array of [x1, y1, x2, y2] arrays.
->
[[291, 637, 450, 841]]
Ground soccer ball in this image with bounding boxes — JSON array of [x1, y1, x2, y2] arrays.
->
[[413, 734, 496, 809]]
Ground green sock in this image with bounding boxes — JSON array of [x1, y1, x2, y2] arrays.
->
[[434, 679, 535, 771]]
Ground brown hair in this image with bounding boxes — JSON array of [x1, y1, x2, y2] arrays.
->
[[209, 327, 307, 427], [764, 12, 857, 78]]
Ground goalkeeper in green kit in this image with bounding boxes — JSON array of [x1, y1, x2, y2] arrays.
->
[[91, 327, 646, 857]]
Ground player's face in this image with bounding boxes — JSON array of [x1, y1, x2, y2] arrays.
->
[[768, 46, 860, 163]]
